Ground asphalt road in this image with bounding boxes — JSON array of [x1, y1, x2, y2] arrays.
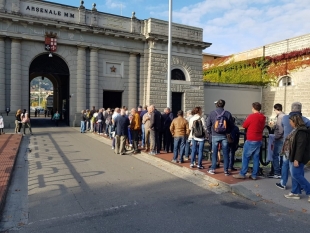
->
[[1, 124, 310, 233]]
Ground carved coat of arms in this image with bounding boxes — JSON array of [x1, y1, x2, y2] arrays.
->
[[45, 32, 58, 52]]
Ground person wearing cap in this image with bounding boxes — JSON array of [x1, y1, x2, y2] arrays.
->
[[170, 110, 189, 163], [276, 102, 310, 190], [207, 99, 234, 175]]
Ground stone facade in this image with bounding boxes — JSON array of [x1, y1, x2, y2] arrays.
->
[[203, 33, 310, 119], [0, 0, 210, 127], [262, 67, 310, 118], [263, 34, 310, 118]]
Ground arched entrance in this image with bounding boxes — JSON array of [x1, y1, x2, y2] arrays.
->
[[29, 53, 70, 125]]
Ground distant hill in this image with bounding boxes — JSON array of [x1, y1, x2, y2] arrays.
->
[[31, 77, 53, 91]]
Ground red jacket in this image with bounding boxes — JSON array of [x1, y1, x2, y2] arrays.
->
[[243, 113, 266, 141]]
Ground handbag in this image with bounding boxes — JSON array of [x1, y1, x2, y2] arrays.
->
[[22, 118, 29, 123]]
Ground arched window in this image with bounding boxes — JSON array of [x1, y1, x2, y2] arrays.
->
[[171, 69, 186, 81], [278, 76, 292, 87]]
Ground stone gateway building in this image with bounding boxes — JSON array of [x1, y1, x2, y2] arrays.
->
[[0, 0, 210, 126]]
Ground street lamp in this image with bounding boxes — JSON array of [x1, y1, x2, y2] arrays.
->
[[167, 0, 172, 108]]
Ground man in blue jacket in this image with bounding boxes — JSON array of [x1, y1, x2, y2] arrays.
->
[[207, 99, 234, 176], [114, 109, 130, 155]]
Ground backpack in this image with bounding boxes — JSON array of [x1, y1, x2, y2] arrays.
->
[[192, 117, 205, 138], [214, 110, 227, 134]]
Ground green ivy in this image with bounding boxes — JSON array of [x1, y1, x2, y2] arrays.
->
[[203, 57, 272, 86]]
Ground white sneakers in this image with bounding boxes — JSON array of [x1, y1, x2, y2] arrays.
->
[[284, 193, 300, 200]]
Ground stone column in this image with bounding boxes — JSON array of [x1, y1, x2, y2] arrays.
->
[[0, 37, 5, 113], [77, 46, 86, 112], [139, 54, 145, 106], [89, 48, 99, 109], [128, 53, 138, 108], [10, 38, 22, 112]]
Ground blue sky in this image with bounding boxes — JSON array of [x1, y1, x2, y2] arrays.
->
[[46, 0, 310, 55]]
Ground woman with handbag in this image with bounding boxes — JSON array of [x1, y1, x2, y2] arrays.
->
[[21, 109, 33, 136], [283, 114, 310, 201]]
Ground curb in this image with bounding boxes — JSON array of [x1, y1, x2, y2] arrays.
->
[[0, 134, 23, 214]]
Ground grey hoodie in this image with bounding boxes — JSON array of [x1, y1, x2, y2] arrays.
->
[[274, 111, 285, 140]]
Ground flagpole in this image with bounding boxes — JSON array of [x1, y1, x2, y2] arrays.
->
[[167, 0, 172, 108]]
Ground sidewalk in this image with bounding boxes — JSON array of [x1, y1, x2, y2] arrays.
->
[[84, 130, 310, 214], [1, 129, 309, 215], [0, 134, 23, 212]]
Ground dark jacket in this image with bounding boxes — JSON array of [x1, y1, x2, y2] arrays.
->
[[97, 112, 104, 122], [289, 127, 310, 164], [229, 125, 240, 150], [150, 109, 162, 131], [114, 115, 130, 136], [140, 110, 148, 122], [81, 114, 86, 121], [16, 113, 21, 122], [206, 107, 234, 136], [163, 112, 173, 131]]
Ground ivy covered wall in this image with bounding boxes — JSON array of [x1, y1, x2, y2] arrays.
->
[[203, 48, 310, 86]]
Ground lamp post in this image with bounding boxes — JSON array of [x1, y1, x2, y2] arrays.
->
[[39, 79, 41, 107], [167, 0, 172, 108]]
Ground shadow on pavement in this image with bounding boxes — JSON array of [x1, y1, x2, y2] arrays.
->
[[30, 117, 67, 128]]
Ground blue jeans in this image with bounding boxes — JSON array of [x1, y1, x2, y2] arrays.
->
[[280, 156, 289, 186], [211, 135, 229, 171], [191, 139, 204, 167], [98, 122, 103, 134], [173, 136, 185, 161], [80, 121, 85, 133], [128, 128, 132, 144], [184, 138, 190, 158], [141, 124, 145, 147], [228, 145, 237, 168], [290, 162, 310, 195], [272, 139, 283, 175], [240, 140, 262, 178]]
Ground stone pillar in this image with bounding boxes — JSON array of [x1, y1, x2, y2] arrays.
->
[[0, 0, 5, 12], [0, 37, 5, 113], [128, 53, 138, 108], [139, 54, 145, 106], [10, 38, 22, 112], [77, 46, 86, 112], [89, 48, 99, 109]]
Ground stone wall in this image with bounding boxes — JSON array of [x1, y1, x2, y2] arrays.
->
[[204, 83, 262, 117], [265, 34, 310, 56], [146, 51, 204, 112], [262, 67, 310, 119]]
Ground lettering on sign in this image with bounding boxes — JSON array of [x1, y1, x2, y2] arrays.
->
[[26, 6, 75, 18]]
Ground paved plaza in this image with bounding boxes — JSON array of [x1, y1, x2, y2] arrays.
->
[[0, 120, 310, 232]]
